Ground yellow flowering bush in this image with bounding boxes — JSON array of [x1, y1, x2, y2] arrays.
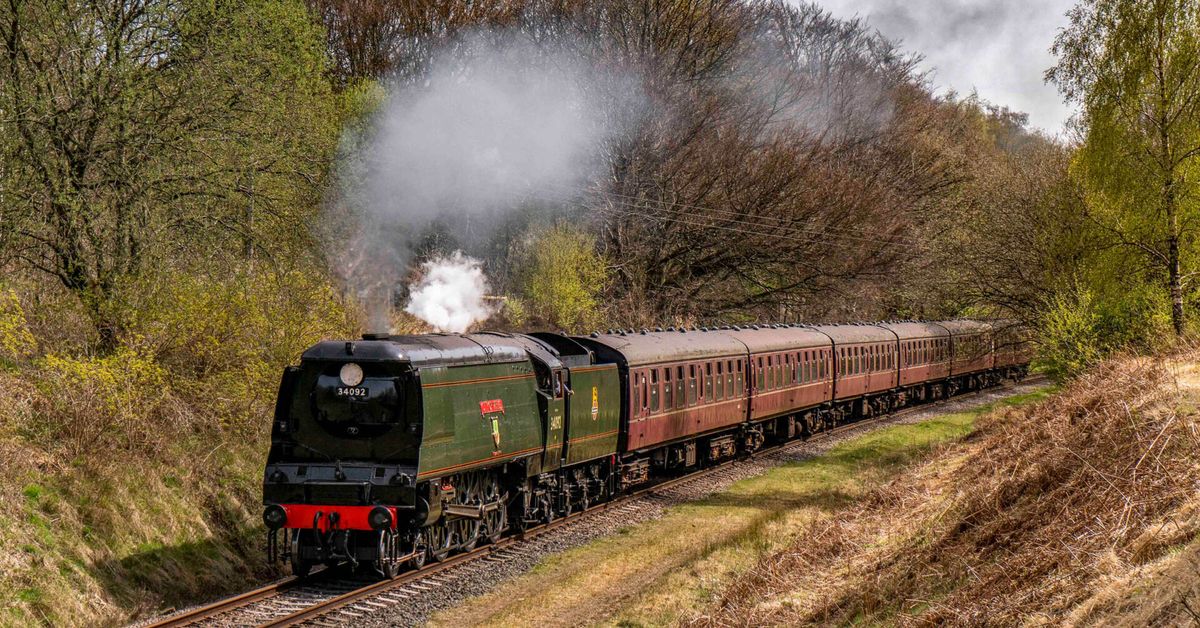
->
[[0, 289, 37, 364], [34, 346, 171, 456]]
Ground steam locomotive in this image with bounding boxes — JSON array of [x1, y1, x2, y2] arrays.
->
[[262, 320, 1030, 576]]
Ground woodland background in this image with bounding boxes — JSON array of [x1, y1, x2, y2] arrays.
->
[[1, 0, 1198, 623]]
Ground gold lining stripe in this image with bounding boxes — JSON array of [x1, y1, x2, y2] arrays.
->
[[569, 366, 614, 374], [568, 429, 618, 444], [417, 445, 543, 479], [421, 373, 534, 389]]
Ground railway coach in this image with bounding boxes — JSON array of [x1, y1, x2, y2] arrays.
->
[[261, 319, 1030, 577]]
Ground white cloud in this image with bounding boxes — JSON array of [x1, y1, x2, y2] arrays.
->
[[814, 0, 1078, 134]]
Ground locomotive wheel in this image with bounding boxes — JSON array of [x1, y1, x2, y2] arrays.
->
[[290, 530, 314, 578], [408, 534, 427, 570], [483, 476, 507, 544], [424, 523, 453, 562], [455, 473, 484, 552], [376, 531, 401, 578]]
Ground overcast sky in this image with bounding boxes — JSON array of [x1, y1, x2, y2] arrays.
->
[[815, 0, 1078, 134]]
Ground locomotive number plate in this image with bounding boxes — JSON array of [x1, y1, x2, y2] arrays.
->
[[336, 386, 368, 398]]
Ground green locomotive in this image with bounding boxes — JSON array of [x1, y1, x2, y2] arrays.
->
[[262, 332, 620, 576]]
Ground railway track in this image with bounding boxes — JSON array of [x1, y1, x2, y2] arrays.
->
[[145, 378, 1044, 628]]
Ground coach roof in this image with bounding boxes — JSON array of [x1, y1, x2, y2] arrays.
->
[[579, 329, 747, 367], [810, 324, 897, 345], [876, 322, 952, 341], [720, 325, 832, 353]]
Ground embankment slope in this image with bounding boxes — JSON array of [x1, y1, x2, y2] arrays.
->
[[702, 355, 1200, 626]]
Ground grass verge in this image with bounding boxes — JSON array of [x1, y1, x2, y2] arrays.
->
[[426, 387, 1051, 628]]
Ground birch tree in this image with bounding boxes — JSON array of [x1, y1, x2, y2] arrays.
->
[[1049, 0, 1200, 336]]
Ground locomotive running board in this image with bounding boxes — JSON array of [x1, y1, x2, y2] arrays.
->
[[443, 501, 502, 520]]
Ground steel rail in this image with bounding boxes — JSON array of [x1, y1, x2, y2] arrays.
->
[[147, 576, 302, 628]]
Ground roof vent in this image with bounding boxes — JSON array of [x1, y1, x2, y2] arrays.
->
[[667, 326, 676, 332], [679, 327, 687, 333], [641, 329, 648, 334], [655, 327, 664, 332], [590, 332, 599, 338]]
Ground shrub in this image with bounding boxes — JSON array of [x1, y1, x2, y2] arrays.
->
[[32, 347, 174, 457], [120, 266, 356, 433], [1038, 285, 1104, 381], [508, 223, 608, 332], [0, 288, 37, 365]]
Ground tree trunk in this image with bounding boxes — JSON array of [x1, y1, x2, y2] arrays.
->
[[1166, 171, 1184, 336]]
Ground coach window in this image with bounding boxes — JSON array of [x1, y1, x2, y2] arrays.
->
[[735, 360, 744, 394], [691, 362, 700, 408], [705, 362, 714, 401], [756, 357, 765, 391], [676, 366, 685, 408], [686, 365, 696, 406], [649, 369, 660, 413], [663, 368, 673, 409], [726, 360, 734, 397], [715, 362, 724, 400], [638, 372, 648, 414]]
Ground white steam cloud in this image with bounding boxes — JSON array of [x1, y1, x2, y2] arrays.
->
[[404, 252, 496, 333], [331, 34, 635, 333]]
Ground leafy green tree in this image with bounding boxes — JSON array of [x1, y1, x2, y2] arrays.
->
[[1049, 0, 1200, 336], [0, 0, 336, 350], [509, 223, 608, 332]]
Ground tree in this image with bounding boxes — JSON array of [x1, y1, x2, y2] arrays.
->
[[1049, 0, 1200, 336], [0, 0, 336, 349], [507, 223, 607, 332]]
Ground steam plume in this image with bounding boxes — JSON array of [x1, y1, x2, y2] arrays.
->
[[404, 252, 496, 333], [329, 34, 634, 333]]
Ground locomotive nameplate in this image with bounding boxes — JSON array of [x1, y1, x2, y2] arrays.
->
[[335, 386, 368, 398]]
